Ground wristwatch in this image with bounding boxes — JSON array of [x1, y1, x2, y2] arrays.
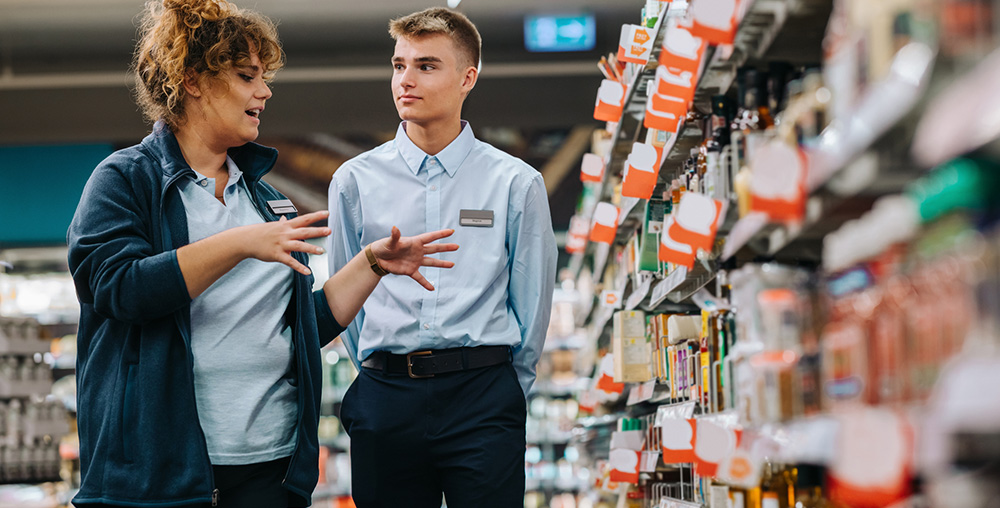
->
[[365, 244, 390, 277]]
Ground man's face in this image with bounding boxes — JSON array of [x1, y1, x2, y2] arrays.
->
[[391, 34, 476, 127]]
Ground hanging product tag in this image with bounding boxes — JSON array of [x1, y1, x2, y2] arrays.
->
[[595, 79, 627, 122], [622, 142, 660, 199], [690, 0, 741, 45], [618, 24, 656, 65], [827, 408, 913, 507], [609, 449, 642, 484], [656, 65, 698, 104], [645, 92, 688, 133], [659, 216, 696, 269], [749, 141, 808, 222], [661, 417, 697, 464], [600, 289, 624, 309], [596, 353, 626, 394], [581, 153, 606, 182], [590, 202, 621, 244], [670, 192, 726, 252], [660, 18, 707, 76], [566, 215, 590, 254], [693, 416, 742, 478]]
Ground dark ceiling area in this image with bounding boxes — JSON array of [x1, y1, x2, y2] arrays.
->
[[0, 1, 642, 240], [0, 0, 639, 145]]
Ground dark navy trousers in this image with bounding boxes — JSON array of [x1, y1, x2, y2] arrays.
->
[[340, 361, 527, 508]]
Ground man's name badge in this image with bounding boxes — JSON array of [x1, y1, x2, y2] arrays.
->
[[267, 199, 297, 215], [460, 209, 494, 228]]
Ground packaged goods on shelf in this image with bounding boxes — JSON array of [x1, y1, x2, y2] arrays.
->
[[0, 317, 70, 486], [563, 0, 1000, 507]]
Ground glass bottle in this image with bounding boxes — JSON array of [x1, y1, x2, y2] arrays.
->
[[794, 465, 829, 508]]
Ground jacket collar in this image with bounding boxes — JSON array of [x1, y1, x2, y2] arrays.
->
[[143, 120, 278, 184]]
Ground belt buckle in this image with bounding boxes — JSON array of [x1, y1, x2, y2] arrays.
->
[[406, 350, 434, 379]]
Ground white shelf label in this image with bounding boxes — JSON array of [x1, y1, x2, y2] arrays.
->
[[626, 276, 653, 310], [640, 450, 661, 473], [650, 266, 688, 306], [722, 211, 767, 260]]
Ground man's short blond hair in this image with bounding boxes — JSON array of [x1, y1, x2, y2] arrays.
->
[[389, 8, 482, 70]]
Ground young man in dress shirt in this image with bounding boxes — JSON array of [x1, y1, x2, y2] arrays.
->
[[326, 7, 557, 508]]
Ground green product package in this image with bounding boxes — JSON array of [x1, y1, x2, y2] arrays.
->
[[639, 199, 668, 272]]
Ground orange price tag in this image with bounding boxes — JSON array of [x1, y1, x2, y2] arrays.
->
[[589, 202, 620, 244], [622, 142, 660, 199], [690, 0, 741, 45], [594, 79, 626, 123]]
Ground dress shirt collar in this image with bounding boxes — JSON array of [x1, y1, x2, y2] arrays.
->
[[395, 120, 474, 177]]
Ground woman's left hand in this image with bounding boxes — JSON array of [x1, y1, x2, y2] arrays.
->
[[370, 227, 459, 290]]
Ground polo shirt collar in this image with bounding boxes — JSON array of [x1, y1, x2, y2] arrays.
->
[[395, 120, 474, 177]]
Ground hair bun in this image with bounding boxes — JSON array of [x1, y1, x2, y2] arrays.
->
[[162, 0, 228, 23]]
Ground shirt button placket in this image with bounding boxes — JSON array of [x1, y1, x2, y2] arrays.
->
[[420, 157, 443, 340]]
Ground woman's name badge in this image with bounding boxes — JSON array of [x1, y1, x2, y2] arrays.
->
[[267, 199, 297, 215]]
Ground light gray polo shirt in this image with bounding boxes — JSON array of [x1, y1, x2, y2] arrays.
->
[[177, 157, 297, 465]]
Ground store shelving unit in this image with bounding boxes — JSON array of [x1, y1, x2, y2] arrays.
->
[[566, 1, 1000, 507]]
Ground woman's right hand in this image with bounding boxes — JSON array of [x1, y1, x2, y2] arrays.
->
[[239, 210, 331, 275]]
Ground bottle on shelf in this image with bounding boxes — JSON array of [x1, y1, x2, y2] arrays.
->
[[761, 460, 796, 508], [794, 465, 830, 508]]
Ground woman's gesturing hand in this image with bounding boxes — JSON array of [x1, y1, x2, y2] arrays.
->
[[241, 210, 331, 275], [370, 226, 459, 290]]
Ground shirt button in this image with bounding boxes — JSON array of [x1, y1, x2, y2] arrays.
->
[[199, 180, 208, 187], [423, 323, 431, 330], [430, 185, 437, 191]]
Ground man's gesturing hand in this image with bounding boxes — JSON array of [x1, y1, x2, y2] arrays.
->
[[370, 227, 459, 290]]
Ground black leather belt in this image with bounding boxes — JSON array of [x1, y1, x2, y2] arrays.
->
[[361, 345, 511, 379]]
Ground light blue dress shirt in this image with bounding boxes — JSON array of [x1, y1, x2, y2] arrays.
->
[[177, 157, 297, 465], [327, 121, 557, 394]]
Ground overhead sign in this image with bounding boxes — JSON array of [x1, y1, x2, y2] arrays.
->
[[524, 14, 596, 52]]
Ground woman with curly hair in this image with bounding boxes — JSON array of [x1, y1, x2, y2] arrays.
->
[[66, 1, 457, 506]]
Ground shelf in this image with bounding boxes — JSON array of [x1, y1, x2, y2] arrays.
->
[[913, 43, 1000, 168], [586, 0, 832, 262], [721, 41, 937, 263], [597, 3, 675, 202], [653, 496, 703, 508]]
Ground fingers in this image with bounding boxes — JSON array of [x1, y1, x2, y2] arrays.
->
[[280, 254, 312, 276], [409, 271, 435, 291], [288, 240, 325, 256], [424, 243, 459, 254], [387, 226, 401, 249], [291, 226, 332, 240], [417, 228, 455, 243], [422, 258, 455, 268], [289, 210, 330, 227]]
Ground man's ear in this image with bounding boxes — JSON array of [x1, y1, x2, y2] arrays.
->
[[182, 68, 203, 98], [460, 64, 479, 95]]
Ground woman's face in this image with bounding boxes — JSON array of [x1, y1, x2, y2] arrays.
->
[[199, 52, 272, 147]]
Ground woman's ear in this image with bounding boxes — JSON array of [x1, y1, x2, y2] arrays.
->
[[182, 68, 202, 98]]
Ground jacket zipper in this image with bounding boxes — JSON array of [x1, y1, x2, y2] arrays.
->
[[159, 169, 219, 504], [162, 160, 302, 499], [165, 170, 307, 497], [246, 176, 309, 492]]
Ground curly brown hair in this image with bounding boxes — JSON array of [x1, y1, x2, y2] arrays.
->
[[133, 0, 284, 128]]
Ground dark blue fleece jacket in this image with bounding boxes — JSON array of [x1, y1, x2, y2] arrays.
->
[[67, 121, 344, 507]]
